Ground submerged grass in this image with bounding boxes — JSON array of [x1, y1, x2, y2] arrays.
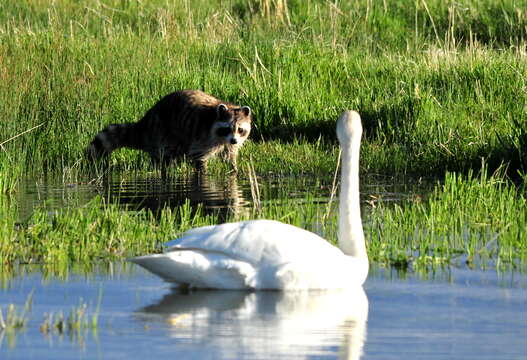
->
[[367, 168, 527, 271], [0, 291, 32, 349], [1, 168, 526, 275], [0, 292, 99, 349], [0, 293, 32, 332], [40, 298, 99, 339]]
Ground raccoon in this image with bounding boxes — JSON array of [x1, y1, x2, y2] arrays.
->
[[86, 90, 252, 172]]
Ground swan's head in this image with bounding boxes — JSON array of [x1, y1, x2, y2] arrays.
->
[[336, 110, 362, 145]]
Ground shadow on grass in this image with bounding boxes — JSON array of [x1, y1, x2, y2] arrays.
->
[[252, 98, 526, 180], [251, 95, 422, 144]]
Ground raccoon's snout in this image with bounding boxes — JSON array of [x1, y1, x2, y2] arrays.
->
[[230, 138, 238, 145]]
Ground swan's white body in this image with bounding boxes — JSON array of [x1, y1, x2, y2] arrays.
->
[[131, 111, 368, 289]]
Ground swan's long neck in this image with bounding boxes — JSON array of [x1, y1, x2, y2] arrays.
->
[[338, 123, 367, 259]]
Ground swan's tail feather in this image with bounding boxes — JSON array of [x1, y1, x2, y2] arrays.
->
[[129, 254, 187, 284], [129, 252, 255, 289]]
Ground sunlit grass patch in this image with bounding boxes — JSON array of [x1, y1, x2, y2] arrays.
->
[[0, 196, 217, 275], [367, 168, 527, 272], [0, 0, 526, 178]]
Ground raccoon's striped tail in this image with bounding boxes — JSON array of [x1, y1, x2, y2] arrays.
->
[[85, 123, 138, 161]]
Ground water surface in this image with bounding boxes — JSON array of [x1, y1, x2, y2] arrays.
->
[[0, 265, 525, 359], [16, 172, 429, 221], [4, 172, 523, 359]]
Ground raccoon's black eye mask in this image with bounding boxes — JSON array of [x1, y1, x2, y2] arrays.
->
[[216, 127, 232, 137]]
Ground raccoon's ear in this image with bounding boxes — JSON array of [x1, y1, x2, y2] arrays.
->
[[241, 106, 251, 117], [217, 104, 229, 118]]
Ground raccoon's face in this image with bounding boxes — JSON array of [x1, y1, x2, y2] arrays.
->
[[212, 103, 252, 146]]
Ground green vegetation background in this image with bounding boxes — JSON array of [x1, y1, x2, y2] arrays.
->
[[1, 0, 526, 274], [1, 0, 526, 176]]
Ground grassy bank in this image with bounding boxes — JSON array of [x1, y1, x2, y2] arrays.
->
[[0, 0, 526, 178]]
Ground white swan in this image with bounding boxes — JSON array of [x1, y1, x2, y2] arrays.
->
[[130, 110, 368, 289]]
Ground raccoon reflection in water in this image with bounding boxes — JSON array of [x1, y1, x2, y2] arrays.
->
[[102, 172, 249, 222], [86, 90, 252, 173]]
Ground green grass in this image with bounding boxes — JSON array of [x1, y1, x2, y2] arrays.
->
[[1, 196, 217, 275], [0, 0, 526, 178], [367, 168, 527, 271], [1, 167, 526, 275], [0, 0, 526, 275]]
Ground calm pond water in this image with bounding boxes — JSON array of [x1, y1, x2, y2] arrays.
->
[[15, 171, 426, 221], [0, 265, 525, 359], [2, 173, 525, 359]]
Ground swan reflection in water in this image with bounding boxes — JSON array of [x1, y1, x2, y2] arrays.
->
[[135, 287, 368, 359]]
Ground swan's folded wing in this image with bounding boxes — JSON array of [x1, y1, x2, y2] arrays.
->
[[163, 219, 345, 268], [163, 221, 266, 265]]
